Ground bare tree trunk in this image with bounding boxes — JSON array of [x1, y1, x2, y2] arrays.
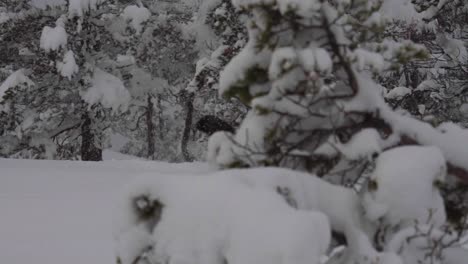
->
[[181, 91, 194, 162], [146, 94, 156, 159], [410, 63, 419, 89], [81, 112, 102, 161], [157, 95, 164, 141]]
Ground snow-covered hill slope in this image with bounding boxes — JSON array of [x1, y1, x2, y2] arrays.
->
[[0, 157, 214, 264]]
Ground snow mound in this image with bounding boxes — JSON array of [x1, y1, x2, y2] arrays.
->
[[217, 167, 362, 235], [56, 50, 79, 80], [115, 226, 153, 264], [364, 146, 447, 228], [116, 173, 331, 264], [82, 68, 130, 112], [0, 158, 215, 264], [0, 69, 34, 101], [121, 5, 151, 34]]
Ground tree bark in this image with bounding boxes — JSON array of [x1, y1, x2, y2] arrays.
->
[[146, 94, 156, 159], [181, 91, 194, 161], [81, 112, 102, 161], [157, 96, 164, 141]]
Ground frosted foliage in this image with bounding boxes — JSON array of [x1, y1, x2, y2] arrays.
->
[[386, 226, 467, 264], [0, 69, 34, 101], [219, 41, 271, 95], [69, 0, 105, 17], [230, 112, 281, 162], [232, 0, 275, 8], [352, 49, 384, 71], [436, 34, 468, 61], [277, 0, 321, 18], [129, 68, 167, 97], [341, 72, 468, 177], [30, 0, 66, 9], [380, 0, 421, 22], [364, 146, 446, 228], [82, 68, 130, 112], [117, 174, 331, 264], [56, 51, 79, 80], [416, 79, 440, 91], [385, 87, 411, 100], [39, 16, 67, 53], [121, 6, 151, 34], [269, 48, 297, 79]]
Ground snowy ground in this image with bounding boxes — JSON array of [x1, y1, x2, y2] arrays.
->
[[0, 153, 214, 264]]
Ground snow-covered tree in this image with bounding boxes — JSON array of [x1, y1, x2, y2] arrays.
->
[[178, 0, 249, 160], [381, 0, 468, 127], [197, 0, 468, 263], [111, 0, 200, 161], [187, 0, 248, 119], [373, 1, 468, 232], [0, 1, 131, 160]]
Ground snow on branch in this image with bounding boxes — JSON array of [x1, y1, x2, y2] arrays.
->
[[121, 5, 151, 35], [0, 69, 34, 101], [56, 50, 79, 80], [82, 68, 130, 113], [40, 16, 67, 53], [343, 73, 468, 183]]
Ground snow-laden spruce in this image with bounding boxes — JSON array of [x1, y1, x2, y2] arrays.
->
[[209, 0, 468, 182]]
